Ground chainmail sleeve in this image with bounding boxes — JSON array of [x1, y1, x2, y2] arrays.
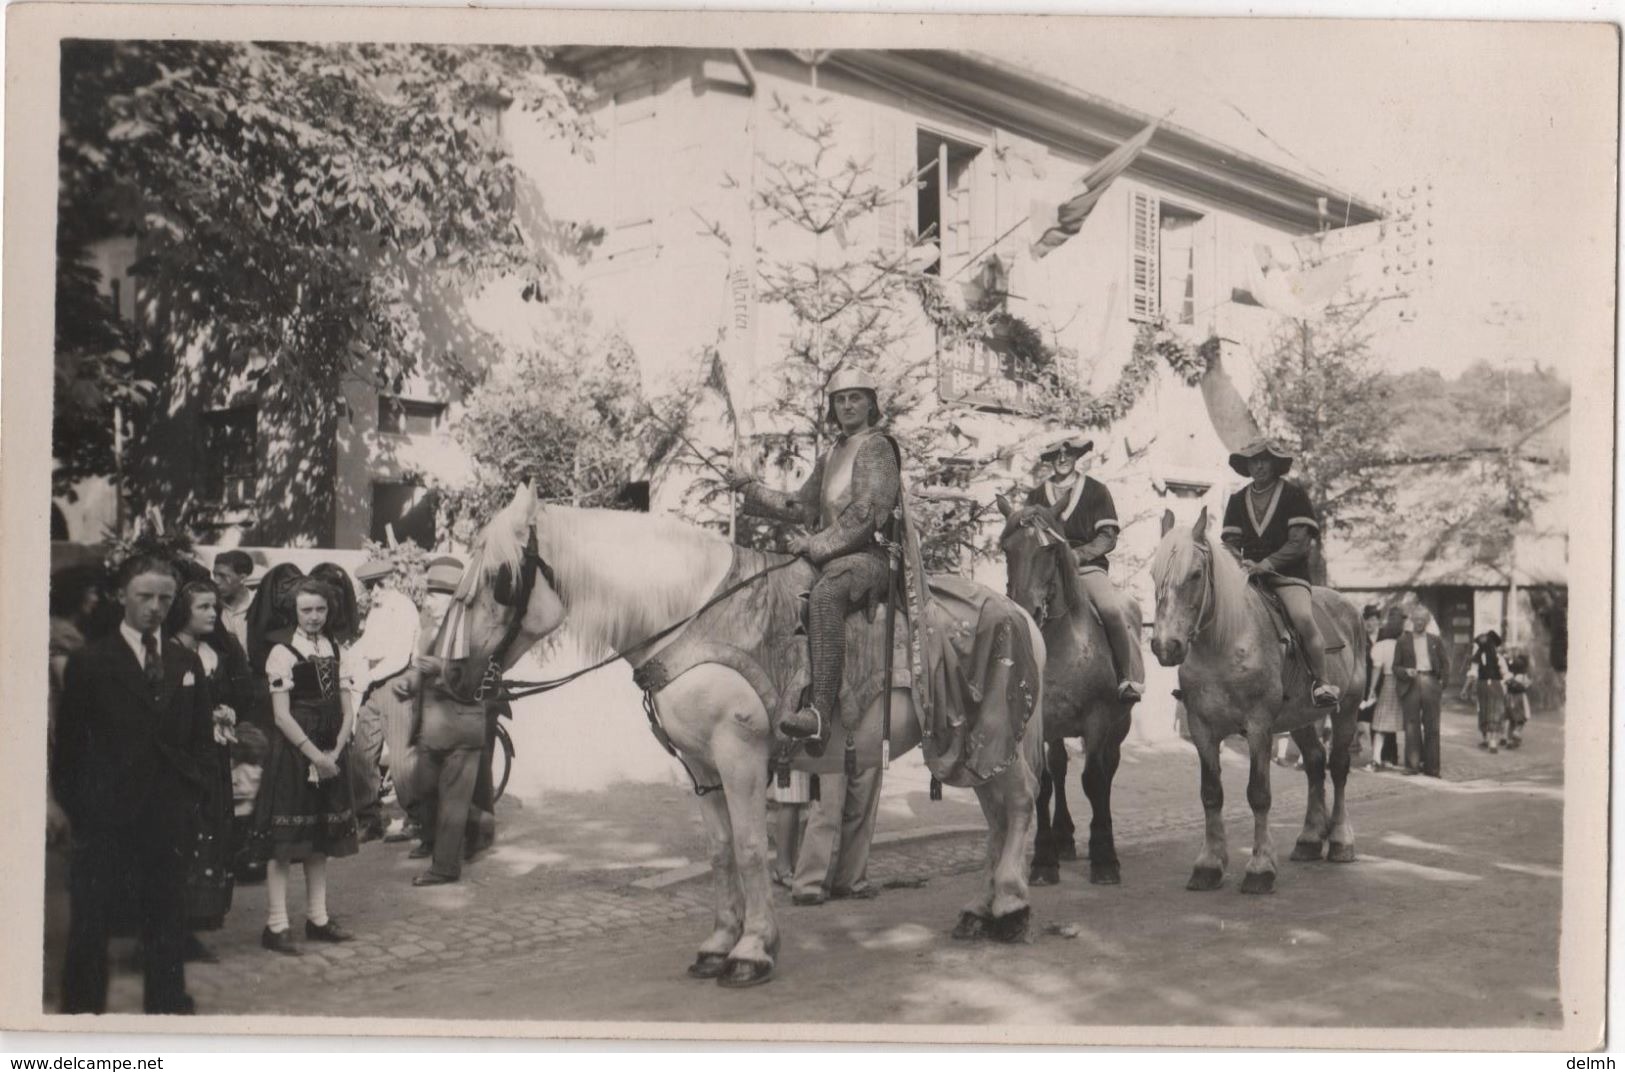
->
[[803, 436, 900, 565], [741, 457, 823, 525]]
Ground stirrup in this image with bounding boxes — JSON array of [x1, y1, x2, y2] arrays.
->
[[1311, 682, 1340, 708], [779, 704, 827, 742]]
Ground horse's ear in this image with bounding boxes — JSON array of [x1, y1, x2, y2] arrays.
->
[[1160, 509, 1176, 537], [1193, 505, 1209, 543], [508, 482, 536, 528], [995, 493, 1013, 518]]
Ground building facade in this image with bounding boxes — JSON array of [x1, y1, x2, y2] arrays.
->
[[60, 47, 1381, 585]]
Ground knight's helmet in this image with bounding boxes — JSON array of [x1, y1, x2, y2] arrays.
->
[[824, 367, 884, 427]]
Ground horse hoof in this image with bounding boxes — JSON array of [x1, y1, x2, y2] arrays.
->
[[1290, 840, 1326, 862], [716, 958, 774, 988], [1240, 870, 1276, 895], [1056, 842, 1078, 862], [1186, 866, 1224, 892], [1089, 861, 1121, 885], [1029, 865, 1060, 886], [1327, 842, 1357, 863], [952, 911, 988, 941], [988, 906, 1032, 944], [686, 952, 728, 979]]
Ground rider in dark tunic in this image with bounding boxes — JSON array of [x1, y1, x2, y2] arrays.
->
[[1025, 435, 1144, 702], [728, 368, 902, 745], [1220, 439, 1339, 707]]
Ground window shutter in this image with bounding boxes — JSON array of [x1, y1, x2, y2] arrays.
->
[[873, 113, 903, 255], [1128, 189, 1161, 322]]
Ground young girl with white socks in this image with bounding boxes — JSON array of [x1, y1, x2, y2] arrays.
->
[[251, 577, 360, 954]]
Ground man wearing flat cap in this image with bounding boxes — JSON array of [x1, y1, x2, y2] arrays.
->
[[1220, 439, 1339, 707], [1027, 435, 1144, 702], [392, 556, 494, 885]]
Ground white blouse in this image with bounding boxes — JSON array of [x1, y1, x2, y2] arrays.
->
[[265, 631, 357, 695]]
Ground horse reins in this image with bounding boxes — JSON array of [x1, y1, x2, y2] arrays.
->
[[468, 529, 801, 704]]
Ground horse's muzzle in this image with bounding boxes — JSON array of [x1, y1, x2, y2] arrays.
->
[[1151, 636, 1187, 666]]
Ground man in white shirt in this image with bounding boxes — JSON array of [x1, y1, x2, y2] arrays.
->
[[346, 557, 421, 841], [211, 550, 256, 654]]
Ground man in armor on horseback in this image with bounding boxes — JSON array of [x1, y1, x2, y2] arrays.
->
[[1219, 439, 1340, 707], [725, 369, 901, 746], [1026, 435, 1144, 703]]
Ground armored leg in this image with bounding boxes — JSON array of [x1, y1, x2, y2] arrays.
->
[[780, 554, 889, 742]]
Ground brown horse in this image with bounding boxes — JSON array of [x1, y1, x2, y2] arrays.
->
[[999, 500, 1138, 887], [1149, 507, 1366, 894], [451, 485, 1047, 987]]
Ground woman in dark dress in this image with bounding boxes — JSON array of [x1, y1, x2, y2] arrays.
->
[[166, 582, 251, 951], [252, 577, 359, 955]]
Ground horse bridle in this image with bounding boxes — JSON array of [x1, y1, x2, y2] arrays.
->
[[1176, 541, 1218, 644]]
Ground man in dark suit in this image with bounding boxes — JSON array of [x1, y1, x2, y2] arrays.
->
[[1393, 603, 1451, 778], [52, 555, 213, 1015]]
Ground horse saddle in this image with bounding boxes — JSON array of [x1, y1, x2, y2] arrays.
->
[[1252, 579, 1346, 656]]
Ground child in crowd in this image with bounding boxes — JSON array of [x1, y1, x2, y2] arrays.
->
[[252, 578, 360, 955]]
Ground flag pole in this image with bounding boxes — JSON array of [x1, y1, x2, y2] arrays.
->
[[943, 216, 1030, 282]]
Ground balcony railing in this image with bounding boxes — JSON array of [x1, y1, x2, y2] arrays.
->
[[937, 338, 1037, 414]]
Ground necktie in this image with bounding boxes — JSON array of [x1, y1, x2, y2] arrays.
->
[[141, 631, 163, 693]]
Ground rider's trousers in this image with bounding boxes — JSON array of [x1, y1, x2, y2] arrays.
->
[[1078, 569, 1144, 686], [1275, 582, 1330, 683]]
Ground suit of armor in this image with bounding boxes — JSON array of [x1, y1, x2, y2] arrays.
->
[[741, 427, 901, 737]]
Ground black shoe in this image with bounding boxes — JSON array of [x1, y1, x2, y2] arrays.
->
[[304, 918, 353, 943], [778, 705, 827, 742], [1117, 681, 1145, 703], [261, 927, 301, 956], [1311, 683, 1340, 708], [413, 871, 458, 887]]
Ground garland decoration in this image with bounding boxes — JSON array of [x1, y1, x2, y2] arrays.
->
[[911, 270, 1219, 428]]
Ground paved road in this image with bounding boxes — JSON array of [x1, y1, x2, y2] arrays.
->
[[59, 698, 1565, 1030]]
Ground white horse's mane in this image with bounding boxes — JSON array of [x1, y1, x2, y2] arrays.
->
[[1150, 528, 1254, 653], [478, 499, 733, 660]]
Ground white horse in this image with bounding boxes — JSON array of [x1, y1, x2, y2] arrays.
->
[[453, 483, 1046, 987]]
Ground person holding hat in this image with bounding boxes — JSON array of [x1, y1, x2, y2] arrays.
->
[[347, 556, 420, 842], [1026, 435, 1144, 703], [1219, 438, 1339, 707], [724, 369, 903, 747]]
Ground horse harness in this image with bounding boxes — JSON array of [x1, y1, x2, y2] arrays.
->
[[468, 526, 801, 795]]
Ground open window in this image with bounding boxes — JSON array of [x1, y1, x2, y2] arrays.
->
[[916, 131, 982, 278], [201, 406, 257, 506], [1129, 190, 1204, 325]]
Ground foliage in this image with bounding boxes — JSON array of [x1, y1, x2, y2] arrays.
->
[[103, 510, 199, 579], [358, 537, 431, 609], [436, 293, 698, 539], [55, 40, 598, 503], [685, 93, 983, 566], [1249, 299, 1398, 546], [1384, 361, 1570, 458]]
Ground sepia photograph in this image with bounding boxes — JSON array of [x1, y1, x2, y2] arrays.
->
[[0, 3, 1615, 1050]]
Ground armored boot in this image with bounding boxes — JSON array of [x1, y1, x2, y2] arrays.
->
[[780, 577, 851, 745]]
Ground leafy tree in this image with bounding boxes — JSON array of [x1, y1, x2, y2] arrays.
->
[[55, 40, 598, 504], [682, 92, 989, 571], [434, 293, 698, 540], [1249, 298, 1399, 573]]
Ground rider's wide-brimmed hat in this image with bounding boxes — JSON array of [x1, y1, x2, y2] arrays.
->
[[824, 367, 883, 427], [1228, 438, 1295, 478], [426, 556, 466, 595], [1039, 434, 1094, 463]]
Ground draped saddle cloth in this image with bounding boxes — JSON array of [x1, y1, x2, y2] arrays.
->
[[1251, 580, 1348, 699], [633, 546, 1041, 788]]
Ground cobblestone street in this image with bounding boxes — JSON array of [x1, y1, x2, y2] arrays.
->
[[50, 696, 1569, 1029]]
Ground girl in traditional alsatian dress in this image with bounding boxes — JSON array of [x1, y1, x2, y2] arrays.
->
[[253, 578, 359, 955]]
